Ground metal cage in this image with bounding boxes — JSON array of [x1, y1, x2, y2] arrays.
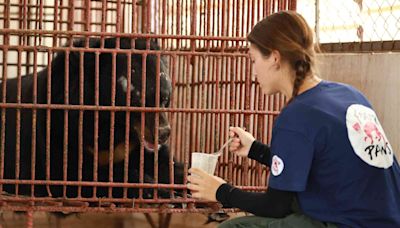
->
[[0, 0, 296, 226]]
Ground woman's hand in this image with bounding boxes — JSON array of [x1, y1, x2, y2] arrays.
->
[[187, 168, 226, 202], [229, 127, 255, 157]]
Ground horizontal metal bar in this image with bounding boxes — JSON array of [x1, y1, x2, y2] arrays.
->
[[0, 103, 280, 115], [0, 45, 249, 58], [0, 179, 185, 189], [0, 29, 247, 42], [0, 205, 241, 214]]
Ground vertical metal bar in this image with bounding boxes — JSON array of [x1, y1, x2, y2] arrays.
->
[[77, 51, 84, 198], [216, 0, 220, 46], [166, 1, 171, 48], [273, 0, 277, 12], [132, 0, 137, 33], [38, 0, 44, 45], [60, 0, 65, 35], [85, 0, 91, 32], [17, 0, 23, 46], [146, 0, 151, 33], [0, 0, 11, 193], [182, 54, 191, 198], [199, 57, 204, 152], [63, 48, 69, 198], [26, 211, 33, 228], [30, 47, 38, 196], [220, 0, 226, 83], [68, 0, 75, 36], [191, 55, 198, 155], [215, 55, 223, 177], [142, 0, 147, 33], [290, 0, 297, 11], [25, 0, 31, 75], [168, 54, 177, 197], [205, 58, 211, 153], [221, 56, 228, 178], [101, 0, 107, 47], [176, 56, 183, 163], [45, 50, 52, 197], [116, 0, 122, 33], [263, 0, 267, 17], [193, 56, 199, 154], [15, 48, 22, 195], [235, 0, 240, 50], [228, 56, 235, 184], [123, 53, 132, 198], [161, 0, 167, 48], [139, 53, 148, 199], [52, 0, 59, 47], [153, 53, 161, 199], [251, 0, 256, 30], [206, 0, 211, 50], [237, 56, 243, 186], [210, 0, 215, 48], [121, 0, 126, 33], [215, 55, 222, 164], [209, 57, 216, 154], [108, 52, 117, 198], [176, 0, 181, 48], [93, 52, 100, 197], [189, 0, 197, 154]]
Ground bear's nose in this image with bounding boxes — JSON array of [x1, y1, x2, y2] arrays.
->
[[158, 126, 171, 144]]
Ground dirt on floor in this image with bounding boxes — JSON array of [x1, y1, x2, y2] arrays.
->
[[0, 211, 247, 228]]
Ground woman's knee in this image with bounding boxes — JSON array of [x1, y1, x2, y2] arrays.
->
[[218, 215, 276, 228]]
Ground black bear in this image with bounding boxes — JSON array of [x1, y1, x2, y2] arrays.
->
[[0, 37, 184, 200]]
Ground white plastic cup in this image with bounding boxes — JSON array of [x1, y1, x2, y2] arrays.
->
[[191, 152, 219, 175]]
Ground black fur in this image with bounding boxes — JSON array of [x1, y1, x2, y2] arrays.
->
[[1, 37, 184, 199]]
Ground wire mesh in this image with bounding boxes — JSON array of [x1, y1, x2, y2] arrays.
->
[[297, 0, 400, 52]]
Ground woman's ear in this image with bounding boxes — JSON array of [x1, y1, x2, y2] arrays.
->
[[267, 50, 280, 69], [270, 50, 281, 69]]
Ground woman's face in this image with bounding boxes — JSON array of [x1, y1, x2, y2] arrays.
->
[[249, 45, 281, 95]]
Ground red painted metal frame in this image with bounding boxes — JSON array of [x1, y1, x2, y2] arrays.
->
[[0, 1, 296, 224]]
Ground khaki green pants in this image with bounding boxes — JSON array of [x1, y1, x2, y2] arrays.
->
[[218, 200, 337, 228], [218, 213, 337, 228]]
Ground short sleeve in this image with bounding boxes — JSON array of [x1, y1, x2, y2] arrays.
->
[[268, 128, 314, 192]]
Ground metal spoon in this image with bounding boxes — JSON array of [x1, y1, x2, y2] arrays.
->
[[213, 138, 234, 156]]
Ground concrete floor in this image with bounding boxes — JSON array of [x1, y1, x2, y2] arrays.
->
[[0, 211, 245, 228]]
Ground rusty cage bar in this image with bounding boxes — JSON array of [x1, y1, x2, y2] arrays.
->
[[0, 0, 296, 224]]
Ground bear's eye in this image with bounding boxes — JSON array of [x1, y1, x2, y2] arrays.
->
[[118, 76, 134, 93], [162, 97, 170, 107]]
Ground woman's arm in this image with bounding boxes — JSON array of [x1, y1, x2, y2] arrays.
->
[[248, 140, 271, 166], [216, 183, 295, 218]]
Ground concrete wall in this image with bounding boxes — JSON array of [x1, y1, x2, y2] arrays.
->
[[318, 53, 399, 159]]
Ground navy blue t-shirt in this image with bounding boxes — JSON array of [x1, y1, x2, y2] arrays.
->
[[268, 80, 400, 227]]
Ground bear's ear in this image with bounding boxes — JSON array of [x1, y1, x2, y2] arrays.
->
[[54, 37, 98, 67]]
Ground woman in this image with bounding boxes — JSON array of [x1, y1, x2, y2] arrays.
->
[[187, 11, 400, 228]]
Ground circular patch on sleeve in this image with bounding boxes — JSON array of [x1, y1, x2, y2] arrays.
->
[[346, 104, 393, 168], [271, 155, 284, 176]]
